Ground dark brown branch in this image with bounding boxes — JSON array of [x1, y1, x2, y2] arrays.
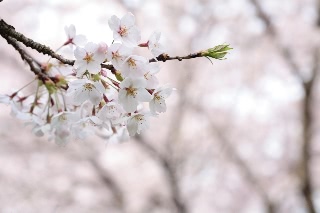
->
[[300, 49, 319, 213], [149, 53, 202, 63], [0, 19, 74, 65], [2, 34, 50, 81], [135, 135, 187, 213]]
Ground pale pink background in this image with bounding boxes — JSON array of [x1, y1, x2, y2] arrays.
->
[[0, 0, 319, 212]]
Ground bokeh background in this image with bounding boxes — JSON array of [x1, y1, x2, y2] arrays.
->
[[1, 0, 320, 212]]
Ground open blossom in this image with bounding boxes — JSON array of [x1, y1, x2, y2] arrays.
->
[[121, 55, 148, 78], [118, 78, 152, 112], [67, 79, 105, 105], [108, 12, 141, 47], [148, 31, 165, 57], [64, 24, 87, 47], [106, 43, 132, 70], [97, 102, 123, 122], [0, 12, 176, 143], [149, 85, 174, 113], [127, 112, 151, 136], [74, 42, 105, 76], [144, 63, 160, 89]]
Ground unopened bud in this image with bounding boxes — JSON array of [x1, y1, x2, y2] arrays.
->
[[201, 44, 232, 60]]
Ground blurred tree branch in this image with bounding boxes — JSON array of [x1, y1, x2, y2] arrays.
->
[[210, 124, 276, 213], [89, 158, 126, 212], [135, 134, 187, 213], [250, 1, 319, 212]]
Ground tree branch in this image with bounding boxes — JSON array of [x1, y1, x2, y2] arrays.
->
[[89, 158, 126, 212], [250, 1, 318, 212], [0, 19, 74, 65], [1, 33, 50, 81], [0, 18, 216, 78], [135, 135, 187, 213]]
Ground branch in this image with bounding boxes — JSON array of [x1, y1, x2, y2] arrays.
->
[[210, 125, 276, 213], [89, 158, 125, 211], [0, 19, 74, 65], [300, 49, 319, 213], [1, 33, 50, 81], [0, 18, 231, 78], [149, 53, 202, 63], [249, 0, 304, 81], [250, 1, 318, 212], [135, 135, 187, 213]]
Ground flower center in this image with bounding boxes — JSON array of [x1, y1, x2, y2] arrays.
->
[[128, 58, 136, 67], [83, 83, 94, 91], [83, 53, 94, 64], [118, 27, 128, 36], [126, 87, 138, 97]]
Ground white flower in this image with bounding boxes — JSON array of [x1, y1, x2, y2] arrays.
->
[[67, 79, 105, 105], [108, 13, 141, 47], [71, 116, 104, 139], [144, 63, 160, 89], [51, 111, 80, 129], [106, 43, 132, 70], [118, 78, 152, 112], [50, 111, 80, 145], [64, 24, 87, 47], [149, 85, 173, 113], [121, 55, 148, 78], [127, 113, 151, 136], [97, 102, 123, 122], [74, 42, 105, 76], [148, 31, 165, 57]]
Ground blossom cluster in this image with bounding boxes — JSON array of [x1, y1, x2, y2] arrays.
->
[[0, 13, 173, 144]]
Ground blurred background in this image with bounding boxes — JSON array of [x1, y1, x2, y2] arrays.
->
[[0, 0, 320, 212]]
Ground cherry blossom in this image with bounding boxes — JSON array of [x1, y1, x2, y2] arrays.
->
[[74, 42, 105, 76], [97, 102, 123, 122], [144, 63, 160, 89], [108, 12, 141, 47], [67, 79, 105, 105], [0, 12, 179, 143], [149, 85, 174, 113], [118, 77, 152, 112], [106, 43, 132, 70], [121, 55, 148, 78], [64, 24, 87, 47], [127, 113, 151, 136], [148, 31, 165, 57]]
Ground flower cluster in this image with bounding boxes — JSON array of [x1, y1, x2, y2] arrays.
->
[[0, 13, 173, 144]]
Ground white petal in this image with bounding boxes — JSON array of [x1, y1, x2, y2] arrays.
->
[[65, 24, 76, 38], [108, 15, 120, 31], [74, 47, 86, 60], [127, 117, 138, 136], [137, 89, 152, 102], [121, 12, 135, 28], [87, 62, 101, 74]]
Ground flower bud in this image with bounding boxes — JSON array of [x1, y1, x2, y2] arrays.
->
[[201, 44, 232, 60]]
